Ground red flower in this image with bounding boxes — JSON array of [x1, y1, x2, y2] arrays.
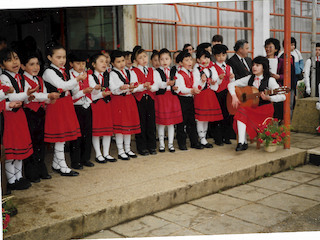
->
[[173, 76, 177, 80], [279, 127, 284, 131], [274, 118, 278, 122], [258, 138, 264, 143], [198, 85, 202, 90], [134, 82, 139, 87], [57, 88, 63, 93], [271, 133, 277, 138], [265, 131, 271, 136], [272, 139, 277, 144], [87, 69, 93, 75], [281, 132, 286, 138], [277, 136, 282, 142]]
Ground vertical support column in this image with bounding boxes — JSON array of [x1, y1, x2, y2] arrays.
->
[[122, 5, 137, 51], [284, 0, 291, 149], [253, 0, 270, 57], [310, 0, 317, 97]]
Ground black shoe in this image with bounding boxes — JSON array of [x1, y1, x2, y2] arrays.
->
[[179, 145, 188, 151], [169, 146, 175, 153], [125, 151, 137, 158], [51, 167, 79, 176], [148, 149, 157, 155], [71, 163, 83, 170], [201, 143, 213, 148], [15, 178, 31, 190], [138, 149, 149, 156], [191, 143, 204, 149], [118, 153, 130, 160], [95, 157, 107, 164], [215, 141, 224, 146], [159, 147, 165, 152], [235, 143, 248, 151], [223, 139, 232, 144], [83, 161, 95, 167], [105, 155, 118, 162], [40, 174, 52, 180], [30, 178, 41, 183]]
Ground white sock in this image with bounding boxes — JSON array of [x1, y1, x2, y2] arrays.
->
[[124, 134, 131, 153], [5, 160, 16, 184], [92, 136, 104, 161], [237, 121, 247, 144], [158, 125, 165, 148], [14, 160, 23, 180], [102, 136, 111, 157], [197, 121, 208, 145], [115, 134, 125, 155], [53, 142, 71, 173], [168, 125, 175, 148]]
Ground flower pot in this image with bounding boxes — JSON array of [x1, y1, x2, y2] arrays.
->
[[264, 143, 277, 152]]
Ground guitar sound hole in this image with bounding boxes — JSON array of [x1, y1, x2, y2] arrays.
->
[[241, 93, 247, 102]]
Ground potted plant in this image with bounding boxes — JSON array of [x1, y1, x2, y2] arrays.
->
[[257, 117, 289, 152]]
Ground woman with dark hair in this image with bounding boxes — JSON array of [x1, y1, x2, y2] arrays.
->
[[228, 56, 286, 151]]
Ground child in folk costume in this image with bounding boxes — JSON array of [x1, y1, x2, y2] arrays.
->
[[212, 44, 235, 146], [109, 50, 140, 160], [0, 48, 38, 190], [43, 41, 85, 176], [131, 47, 157, 156], [228, 56, 286, 151], [152, 48, 183, 152], [193, 50, 223, 148], [21, 52, 59, 182], [150, 50, 160, 70], [124, 51, 133, 70], [68, 51, 95, 169], [101, 49, 113, 73], [88, 53, 115, 163], [174, 50, 203, 150]]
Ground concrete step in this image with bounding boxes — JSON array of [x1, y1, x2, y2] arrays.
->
[[4, 143, 306, 240]]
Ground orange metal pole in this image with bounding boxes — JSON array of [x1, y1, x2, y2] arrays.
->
[[284, 0, 291, 149], [217, 2, 220, 35], [135, 5, 138, 45], [251, 1, 254, 58]]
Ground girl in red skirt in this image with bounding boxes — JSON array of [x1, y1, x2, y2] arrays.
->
[[109, 50, 140, 160], [42, 41, 86, 176], [228, 56, 286, 151], [152, 48, 183, 152], [88, 53, 115, 163], [0, 48, 38, 190], [193, 49, 223, 148]]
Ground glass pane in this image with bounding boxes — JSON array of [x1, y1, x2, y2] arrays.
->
[[270, 15, 284, 30], [153, 24, 175, 50], [137, 4, 177, 21], [220, 11, 251, 27], [199, 27, 217, 45], [138, 23, 152, 50], [177, 26, 197, 52]]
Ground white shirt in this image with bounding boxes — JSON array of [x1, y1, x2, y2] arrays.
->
[[215, 61, 235, 88], [152, 66, 172, 92], [42, 64, 78, 96], [0, 70, 28, 102], [304, 57, 319, 90], [174, 67, 198, 97], [109, 67, 140, 95], [134, 65, 153, 93], [228, 75, 286, 103], [88, 70, 107, 102], [69, 69, 92, 108], [23, 71, 50, 104], [193, 63, 220, 91]]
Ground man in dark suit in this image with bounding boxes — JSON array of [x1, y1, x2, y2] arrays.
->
[[227, 39, 252, 80]]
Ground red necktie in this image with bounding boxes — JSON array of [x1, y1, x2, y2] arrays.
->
[[15, 74, 23, 92], [121, 70, 129, 84], [253, 77, 260, 88], [317, 56, 319, 62], [59, 68, 68, 80]]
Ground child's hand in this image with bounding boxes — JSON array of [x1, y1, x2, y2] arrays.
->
[[48, 92, 60, 101], [231, 94, 241, 109], [191, 88, 200, 95], [102, 91, 112, 97], [210, 79, 217, 85], [28, 94, 35, 102], [76, 73, 87, 82], [94, 84, 101, 90], [260, 92, 271, 101], [120, 84, 129, 90], [83, 87, 93, 94], [129, 83, 137, 90], [143, 82, 151, 88], [26, 86, 39, 96], [229, 73, 235, 80], [219, 73, 225, 80], [9, 101, 22, 109], [270, 73, 280, 80], [7, 87, 14, 94], [172, 86, 178, 91], [201, 74, 207, 82], [167, 80, 175, 86]]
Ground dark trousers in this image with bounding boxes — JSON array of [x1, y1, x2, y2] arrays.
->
[[176, 96, 199, 147], [135, 95, 156, 152], [210, 89, 234, 143], [70, 105, 92, 164], [24, 107, 48, 180]]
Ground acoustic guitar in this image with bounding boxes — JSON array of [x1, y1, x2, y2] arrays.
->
[[226, 86, 290, 115]]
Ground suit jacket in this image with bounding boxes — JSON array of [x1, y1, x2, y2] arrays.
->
[[226, 54, 252, 80]]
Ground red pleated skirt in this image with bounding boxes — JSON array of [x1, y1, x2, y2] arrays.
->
[[233, 103, 274, 140], [155, 91, 183, 125], [3, 108, 33, 160], [91, 99, 113, 136], [44, 96, 81, 142], [111, 94, 141, 134], [194, 88, 224, 122]]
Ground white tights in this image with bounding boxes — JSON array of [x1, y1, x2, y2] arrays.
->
[[5, 159, 22, 184], [158, 124, 174, 149], [92, 136, 111, 160], [115, 134, 132, 155], [53, 142, 71, 173], [237, 120, 247, 144], [197, 121, 209, 145]]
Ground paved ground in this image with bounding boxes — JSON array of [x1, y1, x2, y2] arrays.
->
[[85, 163, 320, 239]]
